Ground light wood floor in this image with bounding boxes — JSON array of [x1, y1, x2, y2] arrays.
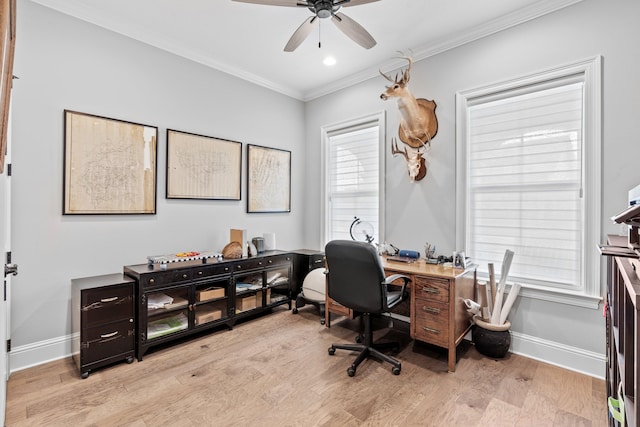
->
[[5, 306, 607, 426]]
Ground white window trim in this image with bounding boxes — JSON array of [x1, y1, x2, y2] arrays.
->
[[455, 56, 602, 309], [320, 111, 386, 248]]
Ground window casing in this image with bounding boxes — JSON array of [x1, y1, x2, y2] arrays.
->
[[456, 57, 602, 308], [321, 112, 385, 247]]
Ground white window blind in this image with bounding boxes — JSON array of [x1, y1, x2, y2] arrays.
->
[[325, 122, 380, 242], [457, 58, 602, 307], [467, 80, 584, 290]]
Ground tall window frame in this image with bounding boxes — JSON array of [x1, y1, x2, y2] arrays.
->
[[321, 112, 386, 247], [456, 56, 602, 309]]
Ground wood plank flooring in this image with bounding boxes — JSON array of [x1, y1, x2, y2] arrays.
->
[[5, 307, 607, 426]]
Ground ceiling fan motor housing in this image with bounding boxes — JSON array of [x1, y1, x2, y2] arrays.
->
[[309, 0, 341, 18]]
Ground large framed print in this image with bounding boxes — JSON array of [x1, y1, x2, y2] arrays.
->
[[63, 110, 158, 214], [166, 129, 242, 200], [246, 144, 291, 213]]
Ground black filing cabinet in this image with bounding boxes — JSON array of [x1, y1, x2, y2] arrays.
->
[[290, 249, 325, 298], [72, 273, 135, 378]]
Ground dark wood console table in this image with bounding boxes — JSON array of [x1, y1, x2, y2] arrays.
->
[[124, 250, 294, 361]]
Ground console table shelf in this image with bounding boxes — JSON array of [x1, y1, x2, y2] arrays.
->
[[124, 250, 293, 361]]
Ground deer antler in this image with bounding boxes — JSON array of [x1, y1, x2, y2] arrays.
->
[[391, 138, 409, 160]]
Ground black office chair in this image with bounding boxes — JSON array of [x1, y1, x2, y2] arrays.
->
[[325, 240, 410, 377]]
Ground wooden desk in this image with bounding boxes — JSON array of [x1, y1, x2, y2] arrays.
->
[[325, 257, 476, 372]]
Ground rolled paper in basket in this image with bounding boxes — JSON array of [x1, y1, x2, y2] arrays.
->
[[463, 299, 481, 316], [499, 283, 521, 325]]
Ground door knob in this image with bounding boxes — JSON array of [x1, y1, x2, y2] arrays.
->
[[4, 263, 18, 277]]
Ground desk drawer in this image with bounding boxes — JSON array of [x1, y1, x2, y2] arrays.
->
[[414, 276, 449, 302], [81, 319, 135, 365], [414, 300, 449, 347]]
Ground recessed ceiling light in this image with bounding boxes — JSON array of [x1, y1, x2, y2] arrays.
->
[[323, 56, 336, 66]]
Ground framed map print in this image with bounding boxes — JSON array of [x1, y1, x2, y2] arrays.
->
[[166, 129, 242, 200], [63, 110, 158, 214], [246, 144, 291, 213]]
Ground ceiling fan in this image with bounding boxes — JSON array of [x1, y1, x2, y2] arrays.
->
[[232, 0, 379, 52]]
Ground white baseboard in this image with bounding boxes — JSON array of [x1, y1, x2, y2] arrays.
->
[[9, 333, 75, 374], [509, 330, 605, 379], [8, 330, 606, 379]]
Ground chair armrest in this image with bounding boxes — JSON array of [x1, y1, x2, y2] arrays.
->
[[384, 274, 411, 299]]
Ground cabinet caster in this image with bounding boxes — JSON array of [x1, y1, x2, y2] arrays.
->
[[126, 356, 134, 364], [81, 372, 89, 379], [347, 367, 356, 377], [292, 308, 298, 314], [320, 318, 325, 325], [392, 366, 401, 375], [328, 347, 335, 355], [355, 334, 363, 343]]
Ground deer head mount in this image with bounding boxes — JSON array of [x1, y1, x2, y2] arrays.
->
[[380, 54, 438, 182]]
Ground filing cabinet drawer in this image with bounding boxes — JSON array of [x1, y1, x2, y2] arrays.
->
[[414, 300, 449, 347], [81, 319, 135, 365], [414, 276, 449, 302], [81, 283, 133, 327]]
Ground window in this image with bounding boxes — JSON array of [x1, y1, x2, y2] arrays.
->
[[456, 57, 602, 308], [321, 112, 385, 246]]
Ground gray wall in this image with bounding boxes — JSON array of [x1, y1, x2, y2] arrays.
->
[[304, 0, 640, 377], [10, 1, 306, 368]]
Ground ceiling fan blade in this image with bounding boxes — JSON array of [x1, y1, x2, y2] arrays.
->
[[340, 0, 381, 7], [284, 17, 318, 52], [232, 0, 301, 7], [331, 12, 376, 49]]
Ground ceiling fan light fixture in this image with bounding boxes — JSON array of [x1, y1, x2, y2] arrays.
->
[[323, 56, 336, 66]]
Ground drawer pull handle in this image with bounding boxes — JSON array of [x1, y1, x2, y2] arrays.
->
[[422, 306, 440, 314], [422, 326, 440, 334], [100, 331, 118, 339], [182, 274, 188, 279], [100, 296, 118, 303], [198, 271, 203, 276], [422, 287, 440, 294]]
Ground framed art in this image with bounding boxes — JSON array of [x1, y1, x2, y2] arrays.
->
[[166, 129, 242, 200], [246, 144, 291, 213], [63, 110, 158, 214]]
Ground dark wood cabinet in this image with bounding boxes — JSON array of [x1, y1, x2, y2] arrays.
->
[[71, 273, 135, 379], [290, 249, 325, 298], [124, 251, 293, 361]]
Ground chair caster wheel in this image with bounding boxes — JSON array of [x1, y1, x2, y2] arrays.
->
[[328, 347, 335, 355], [292, 308, 298, 314], [347, 367, 356, 377], [392, 367, 401, 375], [355, 334, 362, 343]]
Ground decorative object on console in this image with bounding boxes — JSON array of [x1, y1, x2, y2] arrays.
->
[[63, 110, 158, 214], [246, 144, 291, 213], [166, 129, 242, 200], [222, 241, 243, 259], [380, 54, 438, 182], [230, 228, 248, 257]]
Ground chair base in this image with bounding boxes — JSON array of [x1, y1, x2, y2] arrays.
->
[[293, 295, 326, 325], [328, 313, 401, 376]]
